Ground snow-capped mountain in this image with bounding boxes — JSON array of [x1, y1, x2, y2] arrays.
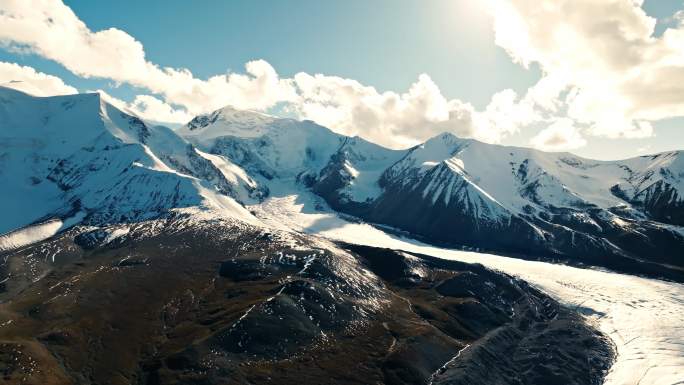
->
[[1, 88, 682, 277], [0, 88, 680, 385], [611, 151, 684, 225], [179, 106, 365, 180], [181, 106, 684, 278], [0, 87, 256, 236], [178, 106, 405, 204], [358, 134, 683, 271]]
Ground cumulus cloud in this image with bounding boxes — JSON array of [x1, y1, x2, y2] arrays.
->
[[0, 0, 534, 148], [291, 73, 546, 148], [127, 95, 192, 124], [530, 118, 587, 152], [0, 0, 296, 114], [94, 90, 192, 125], [293, 73, 483, 148], [5, 0, 679, 150], [0, 61, 77, 96], [487, 0, 684, 139]]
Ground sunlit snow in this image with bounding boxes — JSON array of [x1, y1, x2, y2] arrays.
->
[[250, 183, 684, 385]]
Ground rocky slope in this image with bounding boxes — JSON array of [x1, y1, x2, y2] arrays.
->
[[0, 214, 613, 385]]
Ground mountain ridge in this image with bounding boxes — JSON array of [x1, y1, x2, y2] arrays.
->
[[0, 87, 257, 236], [180, 104, 684, 280], [1, 88, 682, 279]]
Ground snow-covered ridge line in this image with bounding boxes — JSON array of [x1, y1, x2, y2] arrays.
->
[[0, 86, 258, 237], [178, 102, 682, 279], [2, 86, 682, 274], [179, 104, 683, 220]]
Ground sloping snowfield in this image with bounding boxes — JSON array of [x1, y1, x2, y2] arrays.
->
[[251, 181, 684, 385], [0, 212, 85, 252]]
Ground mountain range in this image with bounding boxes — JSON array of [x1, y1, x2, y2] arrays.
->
[[3, 86, 684, 384], [181, 100, 684, 280], [2, 86, 682, 280]]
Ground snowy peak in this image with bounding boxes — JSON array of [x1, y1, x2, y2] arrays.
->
[[178, 103, 407, 203], [3, 92, 681, 272], [0, 87, 257, 235], [291, 127, 682, 264], [188, 105, 275, 128], [380, 132, 681, 217], [179, 105, 279, 142], [381, 133, 469, 186], [612, 150, 684, 225], [179, 106, 348, 178]]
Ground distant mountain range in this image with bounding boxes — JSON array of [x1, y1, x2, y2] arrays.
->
[[180, 103, 684, 279], [2, 86, 682, 279]]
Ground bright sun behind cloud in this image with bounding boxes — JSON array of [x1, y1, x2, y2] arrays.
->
[[0, 0, 683, 159]]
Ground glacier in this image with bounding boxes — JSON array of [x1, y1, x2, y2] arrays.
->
[[249, 182, 684, 385]]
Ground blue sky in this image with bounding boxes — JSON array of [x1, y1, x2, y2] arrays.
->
[[2, 0, 538, 107], [0, 0, 683, 160]]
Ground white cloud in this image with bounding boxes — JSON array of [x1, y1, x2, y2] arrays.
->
[[477, 88, 538, 138], [487, 0, 684, 139], [94, 90, 192, 125], [128, 95, 192, 124], [292, 72, 486, 148], [4, 0, 678, 150], [0, 0, 536, 148], [530, 118, 587, 152], [0, 0, 296, 115], [0, 61, 76, 96], [290, 72, 543, 148]]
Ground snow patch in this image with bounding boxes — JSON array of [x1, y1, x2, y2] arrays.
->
[[0, 211, 85, 252]]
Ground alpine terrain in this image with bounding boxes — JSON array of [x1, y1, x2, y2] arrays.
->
[[180, 104, 684, 281], [0, 86, 682, 385]]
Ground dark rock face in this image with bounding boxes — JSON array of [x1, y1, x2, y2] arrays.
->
[[635, 180, 684, 226], [362, 181, 545, 257], [309, 145, 684, 282], [186, 109, 223, 131], [0, 217, 613, 385]]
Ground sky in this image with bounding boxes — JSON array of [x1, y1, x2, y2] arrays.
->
[[0, 0, 683, 160]]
